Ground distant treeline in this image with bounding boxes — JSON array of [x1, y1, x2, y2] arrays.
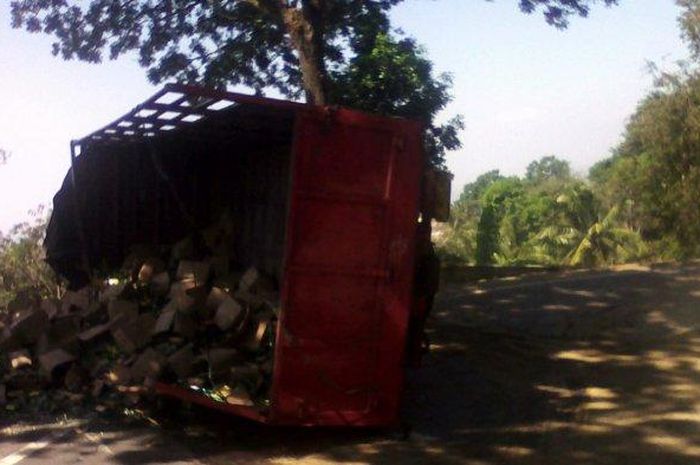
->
[[437, 67, 700, 267]]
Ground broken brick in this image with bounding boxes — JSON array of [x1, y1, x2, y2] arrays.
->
[[92, 380, 105, 398], [0, 223, 280, 414], [10, 309, 49, 346], [64, 364, 88, 392], [111, 314, 156, 353], [177, 260, 211, 287], [78, 321, 113, 343], [80, 301, 107, 327], [205, 349, 240, 375], [61, 288, 91, 314], [9, 350, 32, 370], [0, 326, 21, 352], [38, 349, 75, 377], [209, 255, 230, 279], [170, 236, 194, 263], [99, 281, 127, 305], [168, 282, 196, 311], [42, 314, 81, 353], [239, 267, 275, 297], [206, 286, 229, 310], [151, 272, 171, 297], [185, 285, 209, 306], [153, 304, 177, 335], [213, 273, 242, 294], [225, 386, 254, 407], [172, 311, 196, 340], [107, 299, 139, 322], [40, 299, 60, 320], [234, 290, 266, 310], [137, 263, 155, 284], [105, 364, 132, 386], [214, 296, 243, 332], [138, 258, 165, 283], [242, 319, 271, 353], [130, 348, 166, 384], [167, 344, 196, 380]]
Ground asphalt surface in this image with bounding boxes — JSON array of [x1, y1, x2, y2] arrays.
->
[[2, 263, 699, 464]]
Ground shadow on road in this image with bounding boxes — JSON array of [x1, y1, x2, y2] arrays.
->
[[3, 264, 699, 464]]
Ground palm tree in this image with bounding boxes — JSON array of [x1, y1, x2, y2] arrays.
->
[[566, 206, 646, 266], [529, 186, 645, 266]]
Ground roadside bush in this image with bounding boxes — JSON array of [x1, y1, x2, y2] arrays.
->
[[0, 207, 64, 312]]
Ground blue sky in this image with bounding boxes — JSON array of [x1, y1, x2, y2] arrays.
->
[[0, 0, 689, 232]]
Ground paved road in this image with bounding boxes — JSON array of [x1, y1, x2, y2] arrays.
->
[[0, 418, 202, 465], [2, 263, 699, 464]]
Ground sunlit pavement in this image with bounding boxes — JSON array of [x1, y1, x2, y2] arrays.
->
[[2, 263, 699, 464], [0, 418, 203, 465]]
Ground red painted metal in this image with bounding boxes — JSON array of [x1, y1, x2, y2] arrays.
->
[[269, 108, 423, 426], [154, 382, 269, 423], [65, 85, 425, 427]]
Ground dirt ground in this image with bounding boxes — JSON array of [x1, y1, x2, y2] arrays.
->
[[2, 262, 699, 464]]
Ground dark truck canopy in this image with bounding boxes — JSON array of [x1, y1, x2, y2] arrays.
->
[[46, 83, 305, 286]]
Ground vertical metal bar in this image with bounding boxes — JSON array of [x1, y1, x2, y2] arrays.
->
[[69, 141, 78, 186], [69, 141, 92, 282]]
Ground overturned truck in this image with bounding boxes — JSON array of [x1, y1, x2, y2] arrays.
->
[[45, 83, 448, 427]]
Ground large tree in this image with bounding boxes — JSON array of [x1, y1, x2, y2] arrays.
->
[[591, 67, 700, 257], [678, 0, 700, 61], [10, 1, 617, 165], [525, 155, 571, 184], [10, 1, 618, 104]]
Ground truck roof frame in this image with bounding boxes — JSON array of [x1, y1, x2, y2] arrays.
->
[[74, 83, 306, 149]]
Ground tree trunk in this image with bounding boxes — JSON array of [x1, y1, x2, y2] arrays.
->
[[280, 1, 328, 105]]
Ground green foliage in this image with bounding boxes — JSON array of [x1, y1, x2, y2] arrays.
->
[[9, 0, 618, 93], [438, 156, 646, 267], [9, 1, 396, 97], [590, 66, 700, 258], [330, 32, 463, 167], [443, 38, 700, 269], [10, 1, 458, 163], [8, 0, 623, 269], [445, 170, 504, 263], [590, 6, 700, 259], [476, 177, 525, 265], [566, 207, 646, 266], [476, 203, 501, 265], [0, 207, 63, 311], [525, 155, 571, 184], [517, 0, 619, 28], [527, 187, 645, 266], [432, 221, 476, 266], [451, 170, 504, 228], [678, 0, 700, 62], [10, 1, 619, 166]]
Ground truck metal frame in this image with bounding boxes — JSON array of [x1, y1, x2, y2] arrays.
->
[[46, 83, 431, 426]]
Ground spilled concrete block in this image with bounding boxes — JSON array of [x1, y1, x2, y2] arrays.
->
[[214, 296, 243, 332], [107, 299, 139, 322], [38, 349, 75, 377]]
